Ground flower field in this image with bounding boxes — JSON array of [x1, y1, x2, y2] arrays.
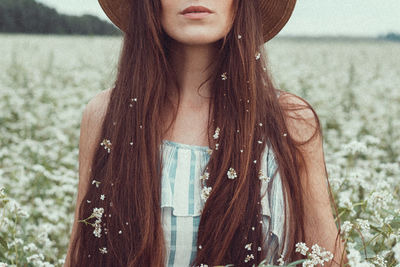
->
[[0, 34, 399, 266]]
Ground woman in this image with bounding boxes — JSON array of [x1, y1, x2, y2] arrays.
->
[[65, 0, 346, 266]]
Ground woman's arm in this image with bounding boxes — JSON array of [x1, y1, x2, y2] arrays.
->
[[279, 92, 348, 266], [64, 88, 111, 267]]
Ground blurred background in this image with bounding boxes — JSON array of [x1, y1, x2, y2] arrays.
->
[[0, 0, 399, 266]]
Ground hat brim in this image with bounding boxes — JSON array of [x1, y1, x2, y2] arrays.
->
[[98, 0, 296, 43]]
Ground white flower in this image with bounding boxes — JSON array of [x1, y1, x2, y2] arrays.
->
[[221, 72, 227, 80], [92, 179, 101, 188], [295, 242, 309, 256], [200, 171, 209, 181], [277, 254, 285, 266], [201, 187, 212, 202], [92, 207, 104, 220], [258, 170, 270, 182], [245, 243, 252, 251], [93, 220, 102, 238], [341, 221, 353, 236], [244, 254, 254, 263], [342, 140, 367, 155], [255, 52, 261, 60], [99, 247, 108, 254], [356, 219, 370, 231], [238, 34, 242, 39], [100, 194, 105, 200], [373, 255, 387, 267], [227, 167, 237, 179], [100, 138, 112, 153], [213, 127, 220, 139]]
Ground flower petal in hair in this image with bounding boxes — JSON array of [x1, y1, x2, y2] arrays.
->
[[213, 127, 220, 140], [259, 170, 270, 182], [227, 167, 237, 179], [221, 72, 228, 80], [100, 138, 112, 153], [201, 186, 212, 202]]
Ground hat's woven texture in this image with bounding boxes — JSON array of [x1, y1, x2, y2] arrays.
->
[[98, 0, 296, 43]]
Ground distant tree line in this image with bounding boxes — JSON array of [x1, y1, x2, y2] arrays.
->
[[0, 0, 121, 35], [378, 32, 400, 42]]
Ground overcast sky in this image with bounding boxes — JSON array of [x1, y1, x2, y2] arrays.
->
[[36, 0, 399, 37]]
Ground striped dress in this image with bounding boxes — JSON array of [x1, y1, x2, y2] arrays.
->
[[160, 139, 289, 267]]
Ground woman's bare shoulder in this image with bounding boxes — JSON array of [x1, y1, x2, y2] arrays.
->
[[83, 87, 113, 122]]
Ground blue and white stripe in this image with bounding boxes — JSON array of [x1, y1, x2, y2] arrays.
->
[[160, 139, 287, 266]]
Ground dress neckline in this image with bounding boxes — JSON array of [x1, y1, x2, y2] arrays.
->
[[162, 139, 211, 152]]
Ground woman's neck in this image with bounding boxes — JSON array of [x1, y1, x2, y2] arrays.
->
[[168, 41, 218, 109]]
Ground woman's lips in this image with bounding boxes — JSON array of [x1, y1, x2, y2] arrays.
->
[[182, 12, 212, 19], [180, 5, 214, 19]]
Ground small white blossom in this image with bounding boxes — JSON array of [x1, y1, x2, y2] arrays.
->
[[277, 254, 285, 266], [99, 247, 108, 254], [221, 72, 227, 80], [200, 172, 209, 181], [295, 242, 309, 256], [245, 243, 252, 251], [238, 34, 242, 39], [259, 170, 270, 182], [255, 52, 261, 60], [373, 255, 387, 267], [93, 220, 102, 238], [213, 127, 220, 139], [244, 254, 254, 263], [92, 207, 104, 220], [227, 167, 237, 179], [341, 221, 353, 236], [100, 194, 105, 200], [201, 187, 212, 202], [100, 138, 112, 153], [356, 219, 370, 231], [92, 180, 101, 188]]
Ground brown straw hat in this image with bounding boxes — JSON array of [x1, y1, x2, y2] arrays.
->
[[98, 0, 296, 43]]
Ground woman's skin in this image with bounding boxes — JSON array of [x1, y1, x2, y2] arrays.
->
[[160, 0, 235, 147], [65, 1, 345, 266]]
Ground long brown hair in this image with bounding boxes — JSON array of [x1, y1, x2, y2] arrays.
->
[[68, 0, 342, 266]]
